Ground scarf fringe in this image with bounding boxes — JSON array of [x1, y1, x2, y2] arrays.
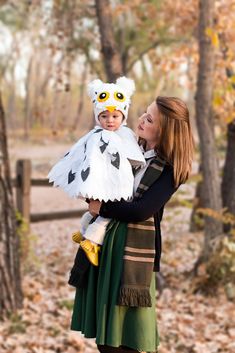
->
[[118, 286, 152, 307]]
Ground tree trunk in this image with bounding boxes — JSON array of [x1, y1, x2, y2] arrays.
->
[[195, 0, 223, 261], [222, 66, 235, 233], [24, 56, 33, 139], [95, 0, 123, 81], [72, 64, 88, 130], [32, 49, 52, 128], [190, 164, 205, 232], [222, 120, 235, 233], [0, 93, 23, 318], [7, 65, 16, 130]]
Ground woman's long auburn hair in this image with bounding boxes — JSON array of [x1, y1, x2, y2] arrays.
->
[[155, 96, 194, 187]]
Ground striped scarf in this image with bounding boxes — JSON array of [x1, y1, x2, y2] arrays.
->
[[118, 155, 166, 307]]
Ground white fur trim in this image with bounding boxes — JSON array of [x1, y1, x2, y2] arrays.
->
[[87, 76, 135, 126], [80, 211, 94, 234], [116, 76, 135, 96], [87, 79, 104, 99], [83, 216, 111, 245]]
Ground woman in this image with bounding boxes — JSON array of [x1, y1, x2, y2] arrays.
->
[[70, 96, 194, 353]]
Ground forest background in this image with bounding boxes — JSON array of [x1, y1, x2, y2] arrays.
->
[[0, 1, 235, 353]]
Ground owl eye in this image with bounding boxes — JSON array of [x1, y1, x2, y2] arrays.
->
[[98, 92, 110, 102], [114, 92, 125, 102]]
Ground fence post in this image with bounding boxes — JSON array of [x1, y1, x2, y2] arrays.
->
[[16, 159, 31, 230]]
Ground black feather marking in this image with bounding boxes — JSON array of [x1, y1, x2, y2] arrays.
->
[[124, 105, 127, 110], [99, 136, 109, 153], [101, 135, 109, 144], [84, 143, 87, 153], [81, 167, 90, 181], [100, 143, 107, 153], [64, 151, 69, 157], [94, 128, 103, 133], [68, 170, 76, 184], [111, 152, 120, 169], [93, 99, 96, 103]]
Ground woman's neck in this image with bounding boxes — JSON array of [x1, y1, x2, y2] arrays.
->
[[145, 141, 156, 151]]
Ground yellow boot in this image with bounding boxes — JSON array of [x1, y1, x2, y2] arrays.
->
[[80, 239, 100, 266], [72, 231, 83, 243]]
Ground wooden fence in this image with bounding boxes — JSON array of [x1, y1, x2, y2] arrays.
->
[[12, 159, 194, 229], [13, 159, 85, 227]]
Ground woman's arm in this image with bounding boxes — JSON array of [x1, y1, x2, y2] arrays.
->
[[98, 165, 177, 222]]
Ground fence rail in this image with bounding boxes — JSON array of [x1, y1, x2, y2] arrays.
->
[[31, 210, 84, 223], [12, 159, 195, 229], [12, 159, 86, 228]]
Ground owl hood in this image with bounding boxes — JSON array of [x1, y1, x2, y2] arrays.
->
[[87, 76, 135, 126]]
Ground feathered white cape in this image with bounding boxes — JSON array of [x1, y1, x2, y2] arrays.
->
[[48, 126, 145, 202]]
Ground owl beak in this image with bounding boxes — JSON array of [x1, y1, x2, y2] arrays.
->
[[106, 106, 116, 112]]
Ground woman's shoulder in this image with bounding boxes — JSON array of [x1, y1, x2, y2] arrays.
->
[[151, 155, 174, 176], [164, 162, 174, 172], [152, 162, 175, 190]]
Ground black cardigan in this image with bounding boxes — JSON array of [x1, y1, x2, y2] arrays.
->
[[99, 164, 177, 272]]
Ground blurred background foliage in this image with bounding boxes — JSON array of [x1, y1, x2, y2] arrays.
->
[[0, 1, 233, 137], [0, 0, 233, 142]]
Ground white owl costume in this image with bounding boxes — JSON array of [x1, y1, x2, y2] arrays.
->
[[48, 77, 145, 245]]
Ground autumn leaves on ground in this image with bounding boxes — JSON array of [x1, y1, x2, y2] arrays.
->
[[0, 140, 234, 353]]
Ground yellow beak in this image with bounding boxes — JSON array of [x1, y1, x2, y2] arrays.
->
[[106, 106, 116, 113]]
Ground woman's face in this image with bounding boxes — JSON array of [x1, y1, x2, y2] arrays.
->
[[137, 101, 160, 148]]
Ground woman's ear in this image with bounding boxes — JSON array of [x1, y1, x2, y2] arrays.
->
[[87, 79, 103, 98]]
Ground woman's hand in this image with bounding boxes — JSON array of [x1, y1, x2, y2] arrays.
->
[[89, 200, 102, 217]]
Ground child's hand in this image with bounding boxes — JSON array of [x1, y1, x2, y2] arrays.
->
[[89, 200, 102, 216]]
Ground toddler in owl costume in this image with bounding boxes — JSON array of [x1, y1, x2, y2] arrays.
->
[[48, 77, 145, 266]]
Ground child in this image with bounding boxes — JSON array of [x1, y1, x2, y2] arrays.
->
[[48, 77, 145, 266]]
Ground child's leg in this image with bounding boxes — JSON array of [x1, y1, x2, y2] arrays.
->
[[83, 216, 111, 245], [80, 216, 111, 266], [72, 211, 93, 243], [80, 211, 94, 234]]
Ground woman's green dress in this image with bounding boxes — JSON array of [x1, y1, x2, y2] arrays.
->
[[71, 221, 160, 352]]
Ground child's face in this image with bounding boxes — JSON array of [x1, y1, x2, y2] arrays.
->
[[98, 110, 124, 131]]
